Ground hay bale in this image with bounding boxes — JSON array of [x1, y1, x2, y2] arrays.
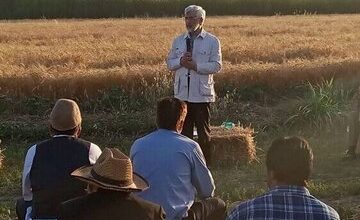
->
[[211, 125, 257, 165]]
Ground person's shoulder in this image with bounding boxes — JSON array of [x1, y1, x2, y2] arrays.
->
[[35, 138, 51, 147], [59, 195, 89, 218], [133, 130, 156, 144], [74, 137, 92, 145], [175, 133, 199, 148], [132, 194, 161, 208], [310, 197, 340, 219], [203, 31, 219, 41], [26, 143, 38, 152], [173, 33, 187, 41], [227, 193, 270, 219], [227, 198, 256, 219], [131, 195, 166, 218], [130, 131, 158, 152]]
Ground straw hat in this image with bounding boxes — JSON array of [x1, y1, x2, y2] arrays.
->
[[50, 99, 82, 131], [71, 148, 148, 192]]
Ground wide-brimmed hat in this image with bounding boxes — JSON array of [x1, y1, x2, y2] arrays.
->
[[71, 148, 149, 192], [50, 98, 82, 131]]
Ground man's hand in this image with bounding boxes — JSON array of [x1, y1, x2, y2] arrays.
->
[[180, 52, 197, 71]]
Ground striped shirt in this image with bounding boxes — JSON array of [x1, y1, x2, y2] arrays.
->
[[226, 185, 340, 220]]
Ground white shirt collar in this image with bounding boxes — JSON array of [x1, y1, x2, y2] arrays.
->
[[183, 29, 207, 39], [52, 134, 75, 138]]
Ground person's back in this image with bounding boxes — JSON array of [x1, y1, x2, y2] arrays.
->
[[30, 136, 94, 218], [130, 97, 225, 220], [226, 136, 339, 220], [59, 190, 164, 220], [131, 129, 214, 219], [227, 185, 339, 220]]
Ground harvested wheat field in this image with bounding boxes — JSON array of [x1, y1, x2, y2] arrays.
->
[[1, 15, 360, 97]]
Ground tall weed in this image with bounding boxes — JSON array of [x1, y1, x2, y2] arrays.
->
[[284, 78, 354, 129]]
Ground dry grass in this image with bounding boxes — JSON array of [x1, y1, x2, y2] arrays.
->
[[1, 15, 360, 97]]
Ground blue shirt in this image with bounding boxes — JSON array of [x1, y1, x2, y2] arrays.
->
[[130, 129, 215, 220], [226, 185, 340, 220]]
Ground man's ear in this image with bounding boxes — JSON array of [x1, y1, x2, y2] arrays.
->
[[266, 169, 276, 188], [199, 17, 204, 25], [76, 125, 82, 138], [176, 118, 185, 133]]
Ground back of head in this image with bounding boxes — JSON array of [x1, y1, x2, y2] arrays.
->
[[266, 136, 313, 186], [50, 99, 82, 135], [156, 97, 187, 130]]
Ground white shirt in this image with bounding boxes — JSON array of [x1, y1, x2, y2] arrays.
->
[[167, 30, 222, 103]]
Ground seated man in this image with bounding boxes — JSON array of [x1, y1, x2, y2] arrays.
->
[[58, 148, 166, 220], [16, 99, 102, 220], [130, 97, 226, 220], [227, 136, 340, 220]]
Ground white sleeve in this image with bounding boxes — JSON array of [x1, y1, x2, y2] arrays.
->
[[197, 37, 222, 75], [89, 143, 102, 164], [22, 145, 36, 201], [166, 38, 182, 71]]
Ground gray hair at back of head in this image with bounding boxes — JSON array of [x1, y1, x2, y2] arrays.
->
[[184, 5, 206, 19]]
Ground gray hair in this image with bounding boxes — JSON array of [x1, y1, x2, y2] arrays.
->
[[184, 5, 206, 19]]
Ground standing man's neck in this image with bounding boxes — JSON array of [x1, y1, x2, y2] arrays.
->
[[189, 27, 202, 38]]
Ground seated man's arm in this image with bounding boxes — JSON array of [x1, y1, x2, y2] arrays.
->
[[88, 143, 102, 165], [17, 145, 36, 220], [191, 144, 215, 199], [22, 145, 36, 201]]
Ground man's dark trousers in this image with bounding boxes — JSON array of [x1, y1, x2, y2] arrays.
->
[[181, 102, 213, 166], [182, 197, 226, 220]]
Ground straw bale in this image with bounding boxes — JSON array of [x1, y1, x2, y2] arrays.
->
[[211, 126, 257, 165]]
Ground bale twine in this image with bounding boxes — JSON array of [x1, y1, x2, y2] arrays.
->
[[211, 125, 257, 165]]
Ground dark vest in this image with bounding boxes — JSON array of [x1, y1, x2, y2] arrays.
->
[[30, 136, 91, 219]]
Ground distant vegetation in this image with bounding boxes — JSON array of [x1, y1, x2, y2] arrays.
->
[[1, 0, 360, 19]]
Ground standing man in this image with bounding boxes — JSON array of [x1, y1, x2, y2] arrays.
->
[[226, 136, 340, 220], [130, 97, 226, 220], [16, 99, 102, 220], [166, 5, 222, 166]]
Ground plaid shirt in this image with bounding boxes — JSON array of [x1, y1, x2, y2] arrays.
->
[[226, 186, 340, 220]]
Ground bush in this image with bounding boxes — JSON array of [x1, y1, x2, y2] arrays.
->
[[284, 78, 355, 129]]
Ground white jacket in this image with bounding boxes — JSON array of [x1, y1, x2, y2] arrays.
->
[[167, 30, 222, 103]]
